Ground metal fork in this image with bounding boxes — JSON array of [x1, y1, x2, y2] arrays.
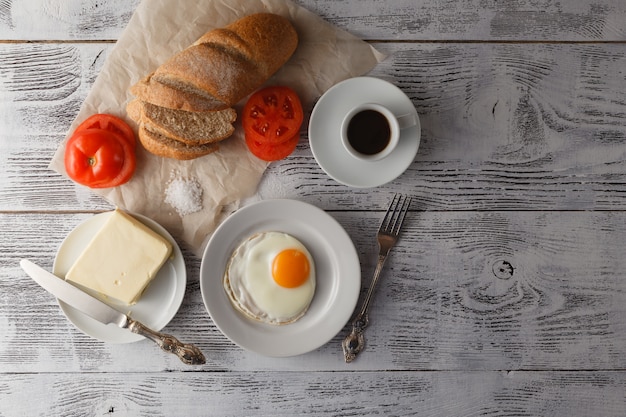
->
[[342, 193, 412, 363]]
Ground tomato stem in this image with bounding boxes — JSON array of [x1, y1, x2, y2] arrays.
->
[[88, 156, 96, 167]]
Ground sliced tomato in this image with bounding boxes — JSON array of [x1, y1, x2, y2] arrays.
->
[[74, 113, 136, 149], [245, 133, 299, 161], [242, 86, 304, 145], [64, 128, 136, 188]]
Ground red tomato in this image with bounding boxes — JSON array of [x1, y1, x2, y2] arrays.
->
[[74, 114, 136, 149], [64, 129, 136, 188], [242, 86, 303, 145], [245, 133, 299, 162], [102, 134, 136, 188]]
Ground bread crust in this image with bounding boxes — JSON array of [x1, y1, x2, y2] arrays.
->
[[131, 13, 298, 111], [128, 13, 299, 159], [155, 45, 263, 105], [137, 126, 219, 160], [131, 74, 229, 112]]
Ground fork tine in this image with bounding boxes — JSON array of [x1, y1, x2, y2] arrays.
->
[[380, 193, 412, 235], [392, 195, 411, 236], [379, 193, 400, 232]]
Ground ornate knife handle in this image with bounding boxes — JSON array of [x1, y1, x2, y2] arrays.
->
[[127, 319, 206, 365]]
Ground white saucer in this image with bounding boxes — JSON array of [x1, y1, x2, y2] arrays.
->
[[53, 211, 187, 344], [200, 199, 361, 357], [309, 76, 421, 188]]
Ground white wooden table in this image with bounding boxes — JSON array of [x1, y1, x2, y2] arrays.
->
[[2, 1, 626, 415]]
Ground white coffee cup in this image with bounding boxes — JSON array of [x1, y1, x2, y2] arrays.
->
[[340, 103, 417, 162]]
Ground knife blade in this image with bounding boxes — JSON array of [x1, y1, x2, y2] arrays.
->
[[20, 259, 205, 365]]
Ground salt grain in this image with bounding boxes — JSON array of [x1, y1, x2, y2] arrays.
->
[[165, 173, 203, 216]]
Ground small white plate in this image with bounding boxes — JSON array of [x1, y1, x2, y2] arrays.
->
[[200, 199, 361, 357], [53, 211, 187, 344], [309, 76, 421, 188]]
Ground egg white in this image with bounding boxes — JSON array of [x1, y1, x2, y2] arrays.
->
[[224, 232, 316, 325]]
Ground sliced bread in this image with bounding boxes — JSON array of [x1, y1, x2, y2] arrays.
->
[[130, 74, 229, 112], [137, 125, 220, 160], [129, 100, 237, 145]]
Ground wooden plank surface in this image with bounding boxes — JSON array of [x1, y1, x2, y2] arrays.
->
[[2, 211, 626, 373], [2, 371, 626, 417], [1, 0, 625, 41], [2, 42, 626, 212], [1, 0, 625, 415]]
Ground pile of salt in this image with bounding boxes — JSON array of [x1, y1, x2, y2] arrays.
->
[[165, 174, 203, 216]]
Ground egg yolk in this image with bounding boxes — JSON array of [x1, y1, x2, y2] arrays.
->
[[272, 249, 310, 288]]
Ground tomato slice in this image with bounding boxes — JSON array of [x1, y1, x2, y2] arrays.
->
[[242, 86, 304, 145], [64, 128, 136, 188], [74, 114, 136, 149], [245, 133, 299, 161]]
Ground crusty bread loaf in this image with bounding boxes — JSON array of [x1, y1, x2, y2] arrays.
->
[[131, 13, 298, 112], [127, 99, 236, 145], [128, 13, 298, 160], [137, 125, 219, 160]]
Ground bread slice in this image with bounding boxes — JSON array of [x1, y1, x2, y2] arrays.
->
[[131, 74, 229, 112], [136, 125, 219, 160], [128, 100, 236, 145]]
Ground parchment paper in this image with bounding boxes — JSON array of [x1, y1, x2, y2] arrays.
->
[[49, 0, 385, 256]]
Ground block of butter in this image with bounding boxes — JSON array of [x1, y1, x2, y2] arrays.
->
[[65, 209, 173, 305]]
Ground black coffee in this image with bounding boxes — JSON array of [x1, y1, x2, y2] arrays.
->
[[347, 110, 391, 155]]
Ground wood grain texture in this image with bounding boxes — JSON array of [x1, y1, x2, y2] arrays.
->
[[0, 0, 139, 40], [301, 0, 626, 41], [1, 0, 626, 415], [2, 42, 626, 211], [1, 0, 624, 41], [263, 41, 626, 210], [2, 211, 626, 373], [0, 42, 114, 211], [1, 371, 625, 417]]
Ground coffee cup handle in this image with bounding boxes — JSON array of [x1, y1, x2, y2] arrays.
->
[[396, 112, 418, 130]]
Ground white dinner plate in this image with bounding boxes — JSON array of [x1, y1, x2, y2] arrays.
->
[[53, 210, 187, 344], [200, 199, 361, 357], [309, 76, 421, 188]]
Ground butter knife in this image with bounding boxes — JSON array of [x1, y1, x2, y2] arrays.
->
[[20, 259, 205, 365]]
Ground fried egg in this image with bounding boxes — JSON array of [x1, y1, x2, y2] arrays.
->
[[223, 231, 316, 325]]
